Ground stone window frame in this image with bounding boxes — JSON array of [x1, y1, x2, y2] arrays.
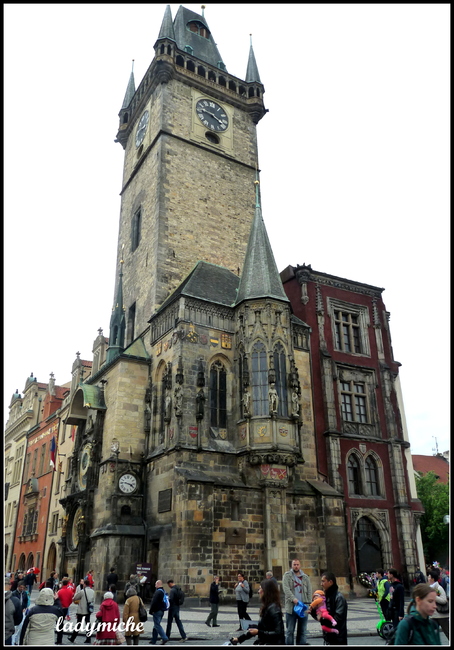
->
[[273, 342, 289, 418], [336, 365, 378, 436], [209, 358, 228, 429], [251, 340, 268, 416], [346, 448, 385, 498], [347, 450, 363, 496], [131, 207, 141, 252], [327, 297, 371, 357]]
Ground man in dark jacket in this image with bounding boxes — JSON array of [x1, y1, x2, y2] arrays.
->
[[5, 577, 22, 645], [205, 576, 221, 627], [387, 568, 405, 630], [23, 571, 37, 596], [313, 572, 348, 645], [165, 580, 187, 642], [106, 568, 119, 602], [149, 579, 169, 645]]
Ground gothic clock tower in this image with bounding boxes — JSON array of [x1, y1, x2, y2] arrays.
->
[[114, 5, 267, 344]]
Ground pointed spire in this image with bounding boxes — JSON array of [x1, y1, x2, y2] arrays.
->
[[121, 60, 136, 109], [157, 4, 176, 41], [235, 174, 289, 306], [245, 35, 261, 83], [107, 253, 126, 364]]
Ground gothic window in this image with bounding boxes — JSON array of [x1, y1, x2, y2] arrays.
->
[[341, 381, 368, 423], [365, 456, 380, 496], [131, 208, 141, 252], [251, 341, 268, 416], [38, 443, 46, 476], [273, 343, 288, 417], [347, 454, 363, 495], [209, 360, 227, 428], [334, 310, 361, 353]]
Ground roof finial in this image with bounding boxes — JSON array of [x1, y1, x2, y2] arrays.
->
[[250, 34, 252, 45], [132, 59, 134, 72], [201, 5, 205, 17]]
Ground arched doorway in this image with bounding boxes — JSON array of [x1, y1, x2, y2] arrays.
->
[[47, 543, 57, 576], [18, 553, 26, 571], [26, 553, 34, 571], [355, 516, 383, 573]]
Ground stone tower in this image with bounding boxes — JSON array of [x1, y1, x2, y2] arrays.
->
[[113, 5, 267, 345]]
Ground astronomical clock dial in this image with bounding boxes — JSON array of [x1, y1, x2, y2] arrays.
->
[[78, 443, 92, 490], [69, 506, 82, 550], [118, 472, 138, 494], [135, 110, 149, 147], [195, 98, 229, 132]]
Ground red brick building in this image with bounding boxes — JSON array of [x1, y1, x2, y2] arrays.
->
[[12, 377, 67, 576], [281, 264, 424, 586]]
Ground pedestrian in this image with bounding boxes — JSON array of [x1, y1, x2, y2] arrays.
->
[[414, 567, 426, 584], [106, 567, 119, 602], [85, 569, 95, 589], [309, 589, 339, 636], [394, 583, 441, 645], [310, 572, 348, 645], [234, 572, 252, 631], [427, 570, 449, 639], [69, 578, 95, 644], [10, 572, 24, 592], [10, 580, 30, 644], [149, 579, 169, 645], [23, 570, 37, 596], [205, 575, 221, 628], [230, 578, 285, 645], [5, 576, 22, 645], [123, 586, 145, 645], [125, 574, 139, 595], [56, 578, 75, 644], [165, 579, 187, 642], [19, 587, 63, 645], [266, 571, 279, 588], [94, 591, 120, 645], [388, 568, 405, 630], [375, 569, 391, 621], [282, 558, 311, 645]]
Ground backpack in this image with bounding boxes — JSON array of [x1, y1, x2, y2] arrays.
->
[[162, 590, 170, 610], [176, 586, 185, 606]]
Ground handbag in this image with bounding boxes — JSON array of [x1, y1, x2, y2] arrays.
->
[[138, 597, 148, 622], [84, 588, 94, 614], [115, 629, 126, 645], [436, 598, 449, 614]]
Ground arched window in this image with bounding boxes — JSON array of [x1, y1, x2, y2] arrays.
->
[[273, 343, 288, 417], [209, 360, 227, 428], [131, 208, 141, 252], [251, 342, 268, 416], [365, 456, 379, 496], [347, 454, 362, 495]]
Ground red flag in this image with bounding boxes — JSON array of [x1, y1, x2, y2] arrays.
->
[[50, 436, 57, 469]]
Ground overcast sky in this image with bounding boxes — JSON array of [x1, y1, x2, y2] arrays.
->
[[4, 4, 449, 457]]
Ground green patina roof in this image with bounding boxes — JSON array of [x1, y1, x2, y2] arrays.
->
[[78, 384, 107, 410], [122, 336, 150, 360]]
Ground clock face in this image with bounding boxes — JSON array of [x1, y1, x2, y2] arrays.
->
[[135, 110, 149, 148], [69, 506, 82, 551], [78, 444, 91, 490], [196, 99, 229, 132], [119, 473, 138, 494]]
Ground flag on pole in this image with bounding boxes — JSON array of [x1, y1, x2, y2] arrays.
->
[[50, 436, 57, 469]]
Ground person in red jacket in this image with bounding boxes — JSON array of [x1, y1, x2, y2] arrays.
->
[[56, 579, 75, 644], [94, 591, 120, 645], [85, 570, 95, 589]]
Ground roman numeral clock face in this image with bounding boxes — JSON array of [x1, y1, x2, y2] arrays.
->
[[196, 99, 229, 132]]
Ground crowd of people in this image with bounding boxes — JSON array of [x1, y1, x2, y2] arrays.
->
[[4, 560, 450, 645]]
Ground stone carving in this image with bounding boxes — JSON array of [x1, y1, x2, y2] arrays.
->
[[196, 389, 205, 421], [291, 391, 300, 418], [242, 390, 251, 417], [269, 383, 278, 415], [174, 385, 183, 417], [164, 393, 172, 423]]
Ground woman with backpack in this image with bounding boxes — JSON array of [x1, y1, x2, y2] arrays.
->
[[234, 572, 252, 631], [123, 586, 146, 645], [394, 584, 441, 645]]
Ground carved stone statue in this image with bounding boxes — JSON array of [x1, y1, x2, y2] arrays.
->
[[269, 383, 278, 414], [196, 388, 205, 421], [164, 393, 172, 422], [174, 384, 183, 417], [291, 391, 300, 417], [242, 390, 251, 417]]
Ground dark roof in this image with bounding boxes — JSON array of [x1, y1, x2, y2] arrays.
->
[[235, 184, 289, 305], [172, 5, 225, 69], [121, 71, 136, 109], [245, 43, 261, 83], [151, 261, 239, 319], [412, 454, 449, 484]]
